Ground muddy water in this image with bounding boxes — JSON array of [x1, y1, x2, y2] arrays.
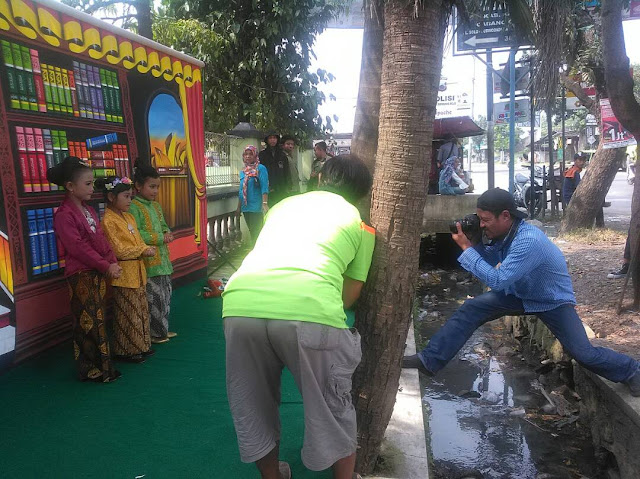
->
[[415, 267, 600, 479]]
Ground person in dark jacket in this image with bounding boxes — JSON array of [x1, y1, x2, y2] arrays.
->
[[308, 141, 332, 191], [259, 131, 291, 206], [281, 135, 300, 194], [562, 153, 587, 205]]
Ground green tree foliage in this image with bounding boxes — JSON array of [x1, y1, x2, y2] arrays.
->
[[157, 0, 343, 140], [470, 115, 524, 159], [563, 108, 587, 135]]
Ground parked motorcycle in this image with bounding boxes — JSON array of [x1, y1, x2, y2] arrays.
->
[[513, 171, 544, 218]]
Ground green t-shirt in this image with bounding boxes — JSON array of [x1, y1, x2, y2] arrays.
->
[[222, 191, 375, 329]]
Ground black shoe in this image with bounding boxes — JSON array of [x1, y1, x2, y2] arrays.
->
[[402, 354, 434, 376], [607, 263, 629, 279], [142, 349, 155, 357], [625, 367, 640, 397]]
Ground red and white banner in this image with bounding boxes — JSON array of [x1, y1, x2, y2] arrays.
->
[[600, 98, 637, 149]]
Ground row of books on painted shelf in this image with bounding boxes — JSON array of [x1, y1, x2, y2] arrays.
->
[[1, 39, 123, 123], [14, 127, 131, 194], [26, 203, 106, 278], [0, 233, 13, 297]]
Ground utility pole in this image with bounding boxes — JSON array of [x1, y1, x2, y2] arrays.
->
[[547, 104, 557, 216], [529, 59, 536, 219], [508, 49, 516, 194], [561, 86, 566, 212], [468, 57, 476, 173], [486, 51, 494, 189]]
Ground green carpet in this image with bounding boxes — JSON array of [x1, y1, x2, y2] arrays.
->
[[0, 281, 335, 478]]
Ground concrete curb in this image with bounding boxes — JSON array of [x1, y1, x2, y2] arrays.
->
[[580, 366, 640, 428], [574, 365, 640, 479], [368, 324, 430, 479]]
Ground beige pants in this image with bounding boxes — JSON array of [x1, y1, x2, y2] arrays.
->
[[224, 317, 361, 471]]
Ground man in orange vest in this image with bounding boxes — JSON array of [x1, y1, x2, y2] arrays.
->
[[562, 153, 587, 205]]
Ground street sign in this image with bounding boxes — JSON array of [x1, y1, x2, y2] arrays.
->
[[455, 6, 521, 53], [566, 97, 590, 110], [494, 98, 530, 125], [436, 80, 471, 118]]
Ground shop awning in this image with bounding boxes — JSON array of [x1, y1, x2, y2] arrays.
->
[[433, 116, 484, 140]]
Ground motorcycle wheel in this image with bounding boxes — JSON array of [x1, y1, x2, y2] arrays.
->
[[525, 188, 544, 218]]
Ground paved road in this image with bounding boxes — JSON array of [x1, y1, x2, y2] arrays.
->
[[467, 163, 632, 230], [605, 171, 633, 230]]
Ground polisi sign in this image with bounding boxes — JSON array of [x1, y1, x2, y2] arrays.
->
[[437, 80, 471, 118]]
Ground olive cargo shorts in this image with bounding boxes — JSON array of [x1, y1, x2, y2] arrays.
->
[[224, 317, 362, 471]]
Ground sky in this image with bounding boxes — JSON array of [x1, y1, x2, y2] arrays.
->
[[148, 93, 185, 139], [311, 19, 640, 134]]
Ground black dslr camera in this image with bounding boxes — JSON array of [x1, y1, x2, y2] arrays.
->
[[449, 213, 481, 236]]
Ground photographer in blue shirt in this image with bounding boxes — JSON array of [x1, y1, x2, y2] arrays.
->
[[403, 188, 640, 397]]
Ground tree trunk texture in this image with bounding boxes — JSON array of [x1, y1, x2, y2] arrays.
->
[[630, 149, 640, 306], [602, 0, 640, 304], [602, 0, 640, 136], [136, 0, 153, 39], [560, 63, 620, 231], [560, 143, 624, 231], [352, 1, 384, 222], [351, 1, 384, 173], [352, 0, 445, 473], [560, 73, 596, 115]]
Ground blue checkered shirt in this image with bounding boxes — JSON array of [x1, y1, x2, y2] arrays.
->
[[458, 220, 576, 312]]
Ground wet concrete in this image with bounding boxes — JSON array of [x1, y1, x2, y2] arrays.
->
[[415, 244, 601, 479]]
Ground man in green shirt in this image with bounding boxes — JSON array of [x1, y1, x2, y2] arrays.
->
[[223, 155, 374, 479]]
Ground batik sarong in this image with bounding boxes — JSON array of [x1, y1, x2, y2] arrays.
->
[[146, 275, 172, 339], [112, 285, 151, 356], [68, 271, 117, 381]]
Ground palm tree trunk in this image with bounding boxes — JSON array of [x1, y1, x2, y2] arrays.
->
[[351, 0, 384, 173], [352, 0, 445, 473], [351, 1, 384, 222]]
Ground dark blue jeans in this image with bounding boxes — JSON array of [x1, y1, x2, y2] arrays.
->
[[418, 291, 639, 383]]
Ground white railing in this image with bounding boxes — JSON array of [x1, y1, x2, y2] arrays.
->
[[205, 132, 242, 187]]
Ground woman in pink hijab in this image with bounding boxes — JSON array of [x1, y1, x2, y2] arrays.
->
[[236, 145, 269, 245]]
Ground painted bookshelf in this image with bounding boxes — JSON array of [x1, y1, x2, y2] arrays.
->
[[0, 0, 207, 367]]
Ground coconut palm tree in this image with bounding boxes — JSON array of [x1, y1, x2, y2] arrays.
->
[[350, 0, 448, 472], [350, 0, 640, 472]]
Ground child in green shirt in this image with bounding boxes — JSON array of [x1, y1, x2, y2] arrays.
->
[[129, 161, 176, 343]]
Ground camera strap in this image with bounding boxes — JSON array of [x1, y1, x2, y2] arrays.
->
[[497, 218, 522, 259]]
